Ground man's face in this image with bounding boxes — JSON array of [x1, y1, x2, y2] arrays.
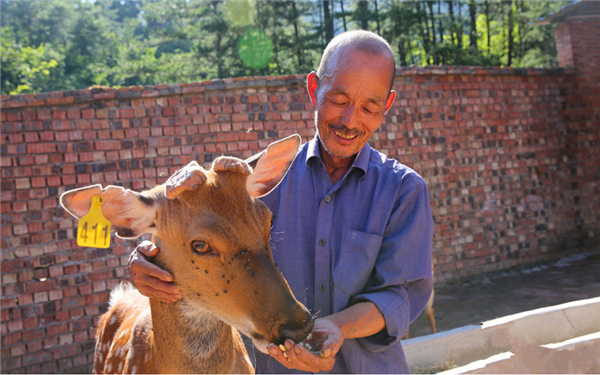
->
[[313, 48, 394, 161]]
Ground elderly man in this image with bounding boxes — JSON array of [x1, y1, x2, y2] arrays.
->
[[129, 30, 433, 373]]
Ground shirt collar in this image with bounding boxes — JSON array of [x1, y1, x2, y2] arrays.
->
[[305, 136, 371, 177]]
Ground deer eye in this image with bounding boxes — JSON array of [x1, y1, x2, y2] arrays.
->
[[191, 240, 210, 254]]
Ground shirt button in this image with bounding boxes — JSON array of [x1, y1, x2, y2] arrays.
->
[[324, 195, 331, 202], [319, 239, 326, 246], [319, 284, 326, 292]]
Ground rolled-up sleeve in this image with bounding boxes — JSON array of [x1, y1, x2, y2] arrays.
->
[[350, 174, 434, 352]]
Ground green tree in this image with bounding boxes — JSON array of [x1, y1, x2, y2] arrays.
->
[[1, 28, 58, 95], [63, 2, 121, 88], [0, 0, 575, 94]]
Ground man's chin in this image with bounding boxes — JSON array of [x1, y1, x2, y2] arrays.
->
[[321, 138, 358, 160]]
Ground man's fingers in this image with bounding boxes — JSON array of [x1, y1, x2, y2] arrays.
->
[[321, 337, 341, 358], [144, 263, 175, 282], [286, 344, 313, 372], [136, 240, 159, 257], [131, 256, 174, 282], [267, 344, 294, 369], [137, 284, 180, 304], [268, 342, 336, 373], [291, 344, 335, 372], [137, 274, 181, 298]]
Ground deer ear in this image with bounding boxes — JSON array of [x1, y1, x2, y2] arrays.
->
[[60, 184, 159, 239], [245, 134, 301, 198]]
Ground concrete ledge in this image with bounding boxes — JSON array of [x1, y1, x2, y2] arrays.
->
[[404, 297, 600, 372], [438, 352, 514, 375], [439, 332, 600, 374], [542, 331, 600, 350]]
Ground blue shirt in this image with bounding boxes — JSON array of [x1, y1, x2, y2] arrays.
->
[[256, 136, 434, 374]]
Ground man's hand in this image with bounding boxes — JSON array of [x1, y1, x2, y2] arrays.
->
[[128, 240, 182, 303], [267, 317, 343, 373], [266, 302, 385, 373]]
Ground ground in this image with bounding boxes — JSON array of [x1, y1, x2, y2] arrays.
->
[[408, 251, 600, 338]]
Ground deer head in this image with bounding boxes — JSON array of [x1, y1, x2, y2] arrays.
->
[[60, 135, 313, 352]]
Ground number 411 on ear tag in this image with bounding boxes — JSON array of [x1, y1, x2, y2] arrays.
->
[[77, 196, 111, 248]]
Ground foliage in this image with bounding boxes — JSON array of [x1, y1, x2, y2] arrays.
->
[[1, 28, 59, 95], [0, 0, 573, 94]]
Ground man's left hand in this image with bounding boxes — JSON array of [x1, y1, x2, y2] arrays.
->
[[268, 318, 343, 373]]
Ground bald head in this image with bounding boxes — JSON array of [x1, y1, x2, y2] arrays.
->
[[317, 30, 396, 91]]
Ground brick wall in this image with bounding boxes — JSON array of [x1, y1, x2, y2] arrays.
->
[[555, 18, 600, 73], [1, 65, 599, 373], [554, 17, 600, 264]]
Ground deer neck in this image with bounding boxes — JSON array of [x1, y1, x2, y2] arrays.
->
[[149, 298, 247, 373]]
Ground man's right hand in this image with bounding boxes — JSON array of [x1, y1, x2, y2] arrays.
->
[[128, 240, 183, 303]]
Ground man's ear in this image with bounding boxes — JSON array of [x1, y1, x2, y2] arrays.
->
[[60, 184, 159, 239], [245, 134, 302, 198], [384, 90, 396, 115], [307, 71, 319, 106]]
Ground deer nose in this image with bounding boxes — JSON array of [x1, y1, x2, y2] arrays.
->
[[277, 307, 314, 345]]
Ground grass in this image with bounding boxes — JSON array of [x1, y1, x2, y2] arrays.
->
[[412, 361, 457, 374]]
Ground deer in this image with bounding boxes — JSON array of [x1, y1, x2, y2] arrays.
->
[[60, 135, 314, 374]]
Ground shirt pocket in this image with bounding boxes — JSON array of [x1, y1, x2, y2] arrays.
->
[[333, 229, 383, 299]]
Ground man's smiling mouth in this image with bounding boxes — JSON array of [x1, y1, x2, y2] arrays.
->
[[334, 130, 358, 140]]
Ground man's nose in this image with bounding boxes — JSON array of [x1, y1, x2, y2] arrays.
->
[[340, 104, 360, 128]]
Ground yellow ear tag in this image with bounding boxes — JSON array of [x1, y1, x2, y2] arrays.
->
[[77, 196, 111, 248]]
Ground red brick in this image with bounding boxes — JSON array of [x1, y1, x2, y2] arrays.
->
[[22, 350, 52, 366], [23, 134, 40, 145], [95, 140, 121, 151], [46, 96, 74, 106], [8, 133, 24, 143], [93, 92, 116, 100], [53, 342, 83, 360], [88, 270, 114, 282], [26, 280, 56, 294], [31, 177, 46, 188], [62, 297, 86, 310], [55, 311, 70, 321], [120, 108, 134, 118], [10, 344, 26, 357], [48, 266, 64, 278], [8, 320, 23, 332], [2, 357, 23, 371], [55, 132, 70, 142], [73, 330, 88, 342], [1, 259, 23, 273], [27, 339, 43, 353], [51, 110, 67, 119], [33, 291, 48, 302], [2, 331, 22, 345], [81, 109, 94, 119], [6, 111, 22, 121], [49, 290, 62, 301], [67, 109, 81, 119], [47, 322, 69, 336], [62, 175, 77, 185], [27, 143, 56, 154], [23, 317, 38, 330]]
